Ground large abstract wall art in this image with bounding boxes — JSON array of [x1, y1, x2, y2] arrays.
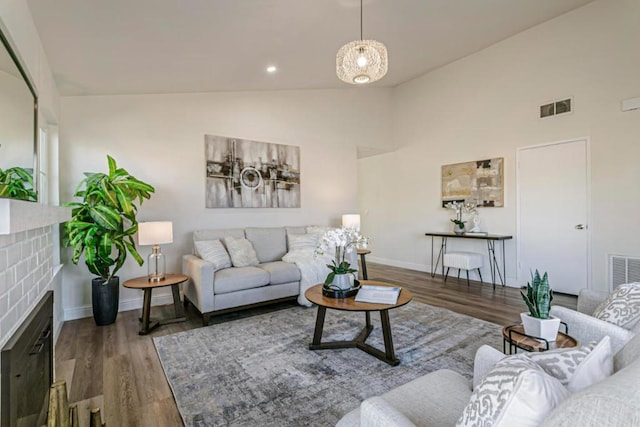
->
[[441, 158, 504, 207], [205, 135, 301, 208]]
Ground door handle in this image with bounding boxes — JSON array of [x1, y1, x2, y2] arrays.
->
[[575, 224, 585, 230]]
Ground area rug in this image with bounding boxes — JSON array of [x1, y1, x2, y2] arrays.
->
[[153, 302, 502, 427]]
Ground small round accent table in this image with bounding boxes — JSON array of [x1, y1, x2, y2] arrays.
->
[[123, 273, 189, 335], [305, 280, 413, 366], [502, 324, 577, 354]]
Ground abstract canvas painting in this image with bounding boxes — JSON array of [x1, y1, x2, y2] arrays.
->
[[205, 135, 300, 208], [441, 158, 504, 207]]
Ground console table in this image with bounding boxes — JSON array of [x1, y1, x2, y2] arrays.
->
[[425, 232, 512, 288]]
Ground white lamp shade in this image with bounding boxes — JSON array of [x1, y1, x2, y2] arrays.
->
[[342, 214, 361, 231], [138, 221, 173, 246]]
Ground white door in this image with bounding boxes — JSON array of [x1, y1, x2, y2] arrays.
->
[[517, 139, 589, 295]]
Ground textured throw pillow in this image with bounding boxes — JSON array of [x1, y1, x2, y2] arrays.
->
[[592, 282, 640, 329], [456, 354, 569, 427], [526, 336, 613, 392], [287, 232, 319, 254], [194, 239, 232, 271], [223, 236, 259, 267]]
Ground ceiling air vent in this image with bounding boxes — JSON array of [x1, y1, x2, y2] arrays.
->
[[610, 255, 640, 290], [540, 98, 572, 118]]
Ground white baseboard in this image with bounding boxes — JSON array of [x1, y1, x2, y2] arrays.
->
[[63, 293, 175, 321], [367, 256, 430, 273], [366, 256, 519, 288]]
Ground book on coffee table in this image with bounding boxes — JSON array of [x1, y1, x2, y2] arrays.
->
[[355, 285, 401, 304]]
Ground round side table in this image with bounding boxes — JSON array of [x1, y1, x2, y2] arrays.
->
[[502, 324, 577, 354], [123, 273, 189, 335]]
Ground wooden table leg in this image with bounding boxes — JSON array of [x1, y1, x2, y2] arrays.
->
[[158, 284, 188, 326], [360, 253, 368, 280], [310, 306, 327, 348], [380, 309, 399, 366], [139, 288, 159, 335]]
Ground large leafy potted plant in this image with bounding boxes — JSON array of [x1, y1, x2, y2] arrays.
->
[[0, 166, 37, 201], [520, 270, 561, 341], [65, 155, 155, 325]]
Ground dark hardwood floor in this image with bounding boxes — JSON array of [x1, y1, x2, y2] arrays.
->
[[55, 262, 576, 426]]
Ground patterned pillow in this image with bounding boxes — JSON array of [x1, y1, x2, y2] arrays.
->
[[223, 236, 259, 267], [526, 336, 613, 392], [456, 354, 569, 427], [287, 232, 320, 254], [194, 239, 232, 271], [592, 283, 640, 329]]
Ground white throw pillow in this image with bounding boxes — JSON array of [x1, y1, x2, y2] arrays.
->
[[526, 336, 613, 392], [457, 354, 569, 427], [223, 236, 259, 267], [592, 282, 640, 329], [287, 232, 319, 254], [194, 239, 232, 271]]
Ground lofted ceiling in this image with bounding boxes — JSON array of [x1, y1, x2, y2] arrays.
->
[[27, 0, 595, 96]]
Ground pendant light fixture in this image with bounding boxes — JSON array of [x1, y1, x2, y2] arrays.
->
[[336, 0, 388, 85]]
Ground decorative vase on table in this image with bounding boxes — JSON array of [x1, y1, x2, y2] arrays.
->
[[520, 270, 560, 341], [453, 223, 466, 235], [316, 226, 369, 295], [330, 273, 355, 290]]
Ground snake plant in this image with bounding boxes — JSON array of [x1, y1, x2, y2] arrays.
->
[[521, 270, 553, 319]]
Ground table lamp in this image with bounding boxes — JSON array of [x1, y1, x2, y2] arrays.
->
[[342, 214, 361, 231], [138, 221, 173, 282]]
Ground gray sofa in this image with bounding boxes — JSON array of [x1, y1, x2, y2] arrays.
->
[[337, 289, 640, 426], [182, 226, 357, 326]]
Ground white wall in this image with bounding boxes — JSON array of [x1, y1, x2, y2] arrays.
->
[[60, 88, 393, 318], [358, 0, 640, 292]]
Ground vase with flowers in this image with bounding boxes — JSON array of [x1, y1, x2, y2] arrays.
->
[[315, 226, 369, 291], [445, 201, 477, 234]]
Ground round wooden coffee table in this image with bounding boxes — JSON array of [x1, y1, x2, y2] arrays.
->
[[502, 324, 577, 354], [123, 273, 189, 335], [304, 280, 413, 366]]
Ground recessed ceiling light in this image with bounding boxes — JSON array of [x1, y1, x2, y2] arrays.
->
[[266, 65, 277, 73]]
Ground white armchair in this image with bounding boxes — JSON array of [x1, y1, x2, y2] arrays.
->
[[550, 288, 635, 354]]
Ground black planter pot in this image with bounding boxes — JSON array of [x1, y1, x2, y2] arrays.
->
[[92, 276, 119, 326]]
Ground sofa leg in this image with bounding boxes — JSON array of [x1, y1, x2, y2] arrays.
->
[[202, 313, 211, 327]]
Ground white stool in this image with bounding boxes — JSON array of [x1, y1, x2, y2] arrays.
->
[[443, 251, 483, 286]]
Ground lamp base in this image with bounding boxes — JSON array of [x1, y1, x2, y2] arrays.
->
[[148, 275, 165, 283]]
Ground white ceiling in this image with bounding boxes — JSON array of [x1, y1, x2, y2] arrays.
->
[[26, 0, 595, 96]]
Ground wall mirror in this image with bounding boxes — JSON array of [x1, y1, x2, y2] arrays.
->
[[0, 25, 38, 202]]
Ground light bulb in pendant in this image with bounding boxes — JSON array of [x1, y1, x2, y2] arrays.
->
[[357, 55, 368, 67]]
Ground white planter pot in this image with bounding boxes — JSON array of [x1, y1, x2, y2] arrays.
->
[[520, 312, 561, 342], [331, 273, 353, 290]]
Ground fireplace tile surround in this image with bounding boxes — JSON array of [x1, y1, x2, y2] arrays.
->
[[0, 201, 70, 421]]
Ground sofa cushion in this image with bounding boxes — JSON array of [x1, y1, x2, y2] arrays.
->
[[614, 330, 640, 371], [382, 369, 472, 426], [245, 227, 287, 263], [285, 226, 307, 236], [287, 232, 320, 255], [457, 355, 569, 427], [592, 282, 640, 329], [526, 336, 613, 392], [194, 239, 232, 272], [224, 236, 260, 267], [214, 266, 270, 294], [259, 261, 301, 285], [194, 228, 245, 242]]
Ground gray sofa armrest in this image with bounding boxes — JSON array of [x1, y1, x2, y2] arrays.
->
[[550, 306, 633, 354], [360, 397, 417, 427], [473, 345, 504, 389], [577, 288, 609, 314], [182, 254, 215, 313]]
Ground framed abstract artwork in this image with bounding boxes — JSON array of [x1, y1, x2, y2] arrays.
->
[[205, 135, 300, 208], [441, 158, 504, 207]]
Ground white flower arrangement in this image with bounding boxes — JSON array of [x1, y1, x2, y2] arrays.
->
[[445, 200, 477, 229], [315, 227, 369, 286]]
